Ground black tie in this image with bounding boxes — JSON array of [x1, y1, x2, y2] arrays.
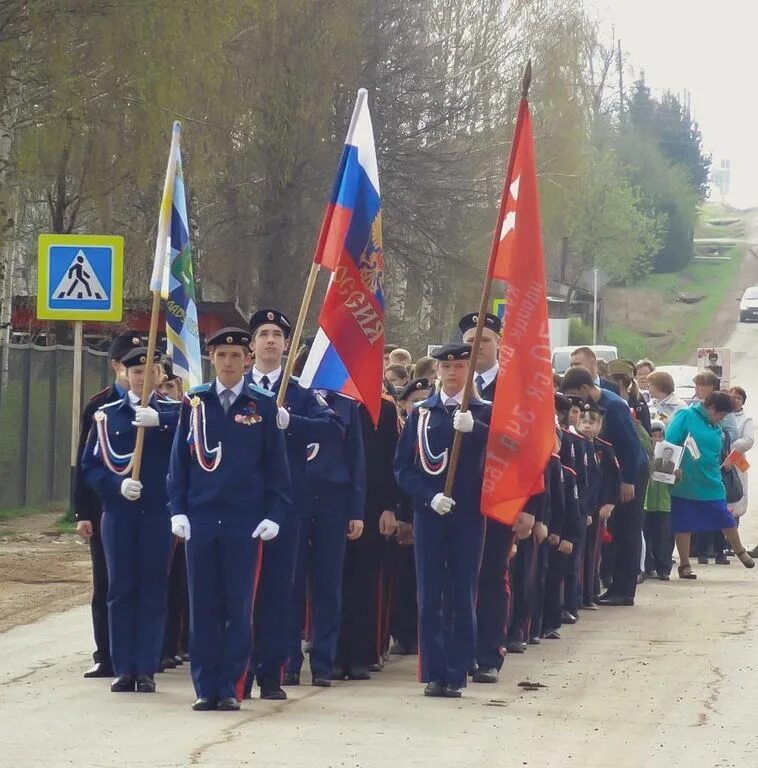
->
[[445, 400, 457, 416], [261, 375, 270, 391], [475, 374, 485, 393]]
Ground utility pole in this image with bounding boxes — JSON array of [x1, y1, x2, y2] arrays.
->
[[617, 39, 624, 122]]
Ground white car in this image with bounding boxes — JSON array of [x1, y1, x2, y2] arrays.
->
[[652, 365, 699, 401], [551, 344, 618, 374], [739, 286, 758, 322]]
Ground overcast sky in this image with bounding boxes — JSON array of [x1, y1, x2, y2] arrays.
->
[[588, 0, 756, 208]]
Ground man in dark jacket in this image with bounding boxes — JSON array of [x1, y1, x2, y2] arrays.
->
[[74, 330, 143, 678], [570, 347, 620, 395]]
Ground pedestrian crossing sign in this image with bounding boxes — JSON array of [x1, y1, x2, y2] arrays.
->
[[37, 234, 124, 321]]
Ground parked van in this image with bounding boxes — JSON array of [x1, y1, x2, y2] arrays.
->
[[551, 344, 619, 374]]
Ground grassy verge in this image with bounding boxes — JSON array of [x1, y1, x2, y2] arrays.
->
[[0, 502, 67, 523], [603, 246, 744, 364], [56, 515, 77, 534]]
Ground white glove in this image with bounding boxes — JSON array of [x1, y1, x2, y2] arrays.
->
[[430, 493, 455, 516], [171, 514, 191, 541], [132, 406, 160, 428], [120, 478, 142, 501], [253, 519, 280, 541], [453, 410, 474, 433], [276, 407, 290, 430]]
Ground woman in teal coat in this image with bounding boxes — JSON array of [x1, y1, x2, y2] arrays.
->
[[665, 392, 754, 578]]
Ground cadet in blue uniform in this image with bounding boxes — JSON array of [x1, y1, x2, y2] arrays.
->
[[81, 347, 179, 693], [395, 342, 490, 698], [244, 309, 342, 700], [285, 383, 366, 687], [168, 328, 291, 711], [74, 330, 143, 678]]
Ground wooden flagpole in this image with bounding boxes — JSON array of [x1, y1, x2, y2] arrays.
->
[[132, 121, 182, 480], [444, 62, 532, 497]]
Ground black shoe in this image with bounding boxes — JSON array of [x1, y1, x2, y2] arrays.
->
[[715, 555, 731, 565], [217, 697, 241, 711], [472, 667, 498, 684], [161, 657, 177, 669], [527, 636, 541, 645], [84, 662, 113, 679], [596, 590, 613, 601], [136, 674, 156, 693], [543, 629, 561, 640], [312, 676, 332, 687], [596, 595, 634, 606], [282, 672, 300, 686], [260, 685, 287, 700], [658, 573, 671, 581], [443, 684, 462, 698], [330, 666, 347, 681], [748, 546, 758, 559], [110, 675, 136, 692], [192, 697, 216, 711], [424, 681, 444, 697], [173, 655, 184, 666], [581, 602, 599, 611], [179, 653, 190, 662], [560, 610, 578, 625], [505, 640, 526, 654], [644, 569, 656, 578], [347, 666, 372, 681], [697, 557, 709, 565], [368, 662, 383, 672]]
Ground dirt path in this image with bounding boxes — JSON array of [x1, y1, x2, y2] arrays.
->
[[0, 512, 91, 632]]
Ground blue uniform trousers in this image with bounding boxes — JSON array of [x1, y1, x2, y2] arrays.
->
[[101, 510, 172, 676], [288, 485, 348, 678], [186, 523, 260, 701], [415, 508, 485, 687], [250, 512, 301, 689]]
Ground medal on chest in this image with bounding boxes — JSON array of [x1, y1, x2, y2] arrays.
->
[[416, 407, 448, 476], [187, 396, 222, 472], [94, 410, 134, 477]]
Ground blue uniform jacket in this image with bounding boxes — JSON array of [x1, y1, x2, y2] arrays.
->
[[305, 392, 366, 522], [598, 389, 647, 485], [394, 392, 491, 516], [167, 381, 291, 530], [81, 392, 180, 515], [244, 372, 344, 513]]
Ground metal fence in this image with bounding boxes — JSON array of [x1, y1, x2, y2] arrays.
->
[[0, 342, 111, 511]]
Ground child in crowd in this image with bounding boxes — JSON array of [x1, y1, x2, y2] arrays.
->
[[643, 420, 674, 580]]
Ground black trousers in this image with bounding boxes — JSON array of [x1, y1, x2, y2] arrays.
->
[[644, 512, 673, 575], [337, 519, 384, 668], [695, 530, 727, 558], [476, 519, 514, 670], [530, 541, 549, 639], [609, 467, 649, 600], [89, 515, 111, 668], [163, 540, 189, 658], [389, 542, 417, 650], [507, 536, 535, 644], [543, 547, 568, 633], [583, 514, 602, 604]]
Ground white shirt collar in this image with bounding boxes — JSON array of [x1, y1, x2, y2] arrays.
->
[[441, 389, 464, 406], [215, 377, 245, 398], [252, 365, 281, 387], [477, 363, 499, 389], [127, 391, 141, 408]]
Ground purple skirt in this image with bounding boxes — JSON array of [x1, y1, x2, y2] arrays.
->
[[670, 497, 737, 533]]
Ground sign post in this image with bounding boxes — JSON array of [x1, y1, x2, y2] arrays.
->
[[36, 234, 124, 512]]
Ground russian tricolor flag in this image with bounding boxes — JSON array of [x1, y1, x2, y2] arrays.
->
[[299, 89, 385, 423]]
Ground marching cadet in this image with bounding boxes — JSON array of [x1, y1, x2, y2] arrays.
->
[[168, 328, 291, 711], [458, 312, 509, 681], [336, 390, 399, 679], [395, 342, 491, 698], [284, 366, 366, 687], [81, 346, 180, 693], [244, 309, 342, 700], [74, 330, 143, 679]]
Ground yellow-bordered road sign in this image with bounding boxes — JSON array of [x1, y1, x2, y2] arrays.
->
[[37, 234, 124, 321]]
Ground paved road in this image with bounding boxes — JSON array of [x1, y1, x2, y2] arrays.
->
[[2, 323, 758, 767]]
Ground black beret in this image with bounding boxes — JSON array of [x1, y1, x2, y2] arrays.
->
[[249, 309, 293, 339], [566, 395, 586, 410], [457, 312, 502, 336], [431, 343, 472, 362], [108, 331, 143, 362], [121, 347, 161, 369], [398, 377, 433, 401], [554, 392, 572, 412], [206, 327, 252, 349]]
